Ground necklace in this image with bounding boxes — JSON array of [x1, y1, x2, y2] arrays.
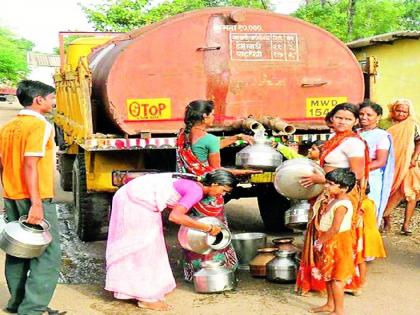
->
[[192, 126, 207, 132]]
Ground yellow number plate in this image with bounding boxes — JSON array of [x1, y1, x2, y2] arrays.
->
[[127, 98, 172, 120], [306, 97, 348, 118]]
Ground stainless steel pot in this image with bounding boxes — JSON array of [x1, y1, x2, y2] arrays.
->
[[235, 138, 283, 170], [285, 200, 310, 230], [266, 250, 298, 283], [274, 158, 325, 199], [231, 232, 267, 270], [178, 217, 231, 255], [193, 260, 236, 293], [0, 215, 52, 259]]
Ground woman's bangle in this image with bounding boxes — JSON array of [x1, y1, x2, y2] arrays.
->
[[236, 134, 242, 140], [206, 225, 213, 233]]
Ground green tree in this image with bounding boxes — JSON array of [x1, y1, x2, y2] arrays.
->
[[81, 0, 272, 32], [401, 0, 420, 30], [293, 0, 419, 42], [0, 27, 34, 85]]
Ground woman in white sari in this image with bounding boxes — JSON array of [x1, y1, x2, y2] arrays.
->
[[358, 101, 394, 226]]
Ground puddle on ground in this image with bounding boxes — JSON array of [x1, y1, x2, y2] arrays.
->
[[57, 203, 106, 284]]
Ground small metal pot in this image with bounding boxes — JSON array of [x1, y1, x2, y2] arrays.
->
[[0, 215, 52, 259], [193, 261, 236, 293], [266, 250, 298, 283], [178, 217, 231, 255], [284, 200, 310, 230]]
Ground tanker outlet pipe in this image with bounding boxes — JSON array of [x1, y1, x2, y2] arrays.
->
[[229, 117, 265, 133], [261, 116, 296, 134]]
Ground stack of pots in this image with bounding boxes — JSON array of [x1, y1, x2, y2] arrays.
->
[[247, 237, 300, 283], [266, 237, 299, 283]]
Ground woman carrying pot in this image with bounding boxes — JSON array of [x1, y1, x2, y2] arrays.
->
[[380, 99, 420, 235], [176, 100, 260, 281], [358, 101, 394, 225], [296, 103, 369, 295], [105, 169, 237, 311]]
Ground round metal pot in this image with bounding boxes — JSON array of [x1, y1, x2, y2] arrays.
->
[[284, 200, 310, 230], [235, 138, 283, 170], [274, 158, 325, 199], [231, 232, 267, 270], [178, 217, 231, 255], [193, 260, 236, 293], [0, 215, 52, 259], [266, 250, 298, 283], [249, 247, 278, 278]]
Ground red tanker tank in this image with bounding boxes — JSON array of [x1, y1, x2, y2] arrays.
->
[[89, 7, 364, 135]]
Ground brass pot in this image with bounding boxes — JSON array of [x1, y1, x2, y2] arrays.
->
[[249, 247, 278, 278], [272, 237, 299, 253]]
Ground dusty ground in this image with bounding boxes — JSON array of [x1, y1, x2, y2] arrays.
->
[[0, 105, 419, 315]]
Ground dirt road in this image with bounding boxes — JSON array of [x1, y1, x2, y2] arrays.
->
[[0, 106, 419, 315]]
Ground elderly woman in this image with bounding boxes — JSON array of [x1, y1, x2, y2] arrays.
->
[[380, 99, 420, 235], [176, 100, 260, 281], [296, 103, 369, 295], [105, 170, 237, 311], [358, 101, 394, 225]]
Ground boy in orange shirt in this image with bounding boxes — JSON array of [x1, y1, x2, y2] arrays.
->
[[0, 80, 63, 315]]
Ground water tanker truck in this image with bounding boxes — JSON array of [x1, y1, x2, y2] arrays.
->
[[54, 7, 364, 241]]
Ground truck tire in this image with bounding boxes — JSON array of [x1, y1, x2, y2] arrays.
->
[[72, 154, 111, 241], [257, 184, 291, 232], [58, 154, 75, 192]]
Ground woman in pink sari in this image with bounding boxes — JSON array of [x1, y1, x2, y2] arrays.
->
[[105, 170, 237, 311]]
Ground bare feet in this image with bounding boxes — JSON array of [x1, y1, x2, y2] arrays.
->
[[138, 300, 172, 311], [309, 304, 334, 313]]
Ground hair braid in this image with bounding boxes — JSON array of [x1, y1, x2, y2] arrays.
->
[[182, 100, 215, 148]]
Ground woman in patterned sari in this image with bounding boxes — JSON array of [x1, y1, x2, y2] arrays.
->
[[380, 99, 420, 235], [176, 100, 258, 281], [296, 103, 370, 295]]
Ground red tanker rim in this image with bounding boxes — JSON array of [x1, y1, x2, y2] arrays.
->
[[101, 7, 359, 64], [104, 6, 363, 97]]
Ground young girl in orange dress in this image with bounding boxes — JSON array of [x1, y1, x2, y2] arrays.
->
[[310, 168, 356, 315]]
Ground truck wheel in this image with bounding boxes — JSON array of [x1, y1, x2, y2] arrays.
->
[[257, 184, 291, 232], [72, 154, 111, 241], [58, 154, 75, 192]]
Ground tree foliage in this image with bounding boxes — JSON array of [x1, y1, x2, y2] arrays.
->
[[293, 0, 420, 42], [81, 0, 272, 32], [0, 27, 34, 85]]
